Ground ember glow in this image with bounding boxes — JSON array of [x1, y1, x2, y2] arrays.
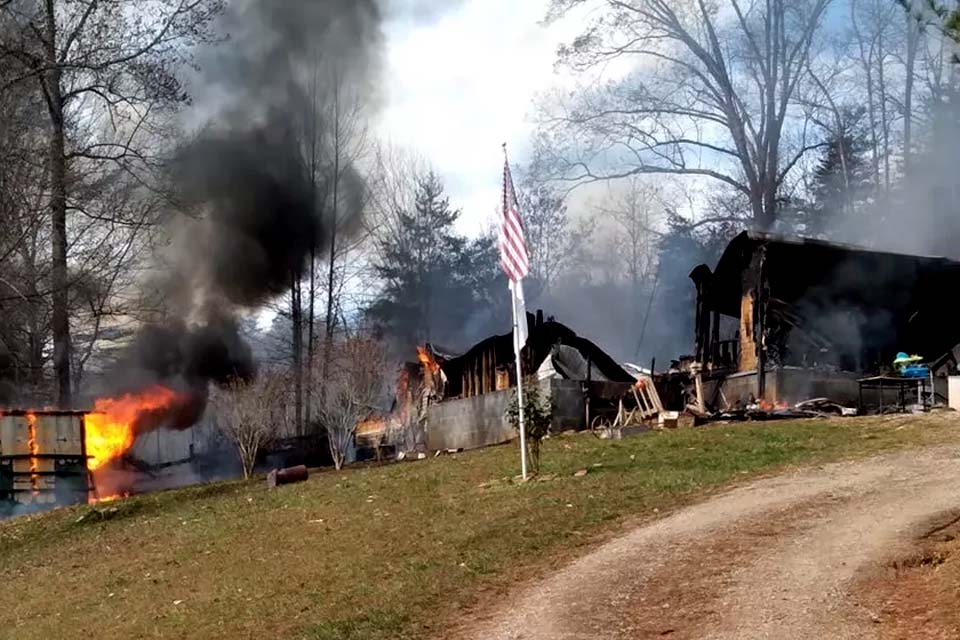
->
[[90, 491, 130, 505], [355, 417, 386, 437], [757, 399, 789, 411], [26, 412, 39, 493], [85, 385, 181, 470]]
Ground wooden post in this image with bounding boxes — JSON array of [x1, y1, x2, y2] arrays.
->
[[693, 364, 706, 415], [756, 249, 768, 401], [481, 350, 487, 395], [711, 309, 720, 367]]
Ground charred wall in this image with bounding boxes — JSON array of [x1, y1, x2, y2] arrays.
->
[[691, 232, 960, 378]]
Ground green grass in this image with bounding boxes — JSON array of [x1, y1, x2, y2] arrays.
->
[[1, 414, 957, 640]]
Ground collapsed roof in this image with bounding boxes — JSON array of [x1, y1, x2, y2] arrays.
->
[[691, 231, 960, 373], [435, 313, 635, 399]]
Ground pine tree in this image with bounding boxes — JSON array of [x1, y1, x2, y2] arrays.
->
[[808, 108, 873, 235], [369, 172, 479, 348]]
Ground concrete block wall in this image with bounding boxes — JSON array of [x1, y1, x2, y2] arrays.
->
[[425, 387, 516, 451], [425, 379, 635, 451], [704, 367, 862, 410]]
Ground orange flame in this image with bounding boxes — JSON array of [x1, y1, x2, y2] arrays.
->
[[90, 491, 130, 505], [757, 399, 789, 411], [85, 385, 180, 471], [416, 346, 440, 375], [26, 412, 39, 494], [356, 417, 386, 434]]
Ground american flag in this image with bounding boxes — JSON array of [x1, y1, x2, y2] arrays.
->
[[500, 157, 530, 283], [500, 150, 529, 348]]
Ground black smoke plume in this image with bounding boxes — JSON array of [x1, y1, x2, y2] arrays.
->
[[175, 125, 318, 306], [105, 0, 385, 430]]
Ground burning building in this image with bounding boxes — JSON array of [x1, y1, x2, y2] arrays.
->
[[682, 231, 960, 410], [401, 311, 637, 452], [1, 385, 224, 514]]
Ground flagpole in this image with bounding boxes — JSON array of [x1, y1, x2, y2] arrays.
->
[[511, 280, 528, 481], [502, 142, 528, 481]]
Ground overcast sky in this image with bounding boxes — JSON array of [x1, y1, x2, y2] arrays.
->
[[379, 0, 577, 236]]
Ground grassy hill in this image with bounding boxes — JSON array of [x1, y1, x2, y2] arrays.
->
[[1, 415, 958, 640]]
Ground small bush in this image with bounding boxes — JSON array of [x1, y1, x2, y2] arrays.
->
[[505, 379, 552, 474]]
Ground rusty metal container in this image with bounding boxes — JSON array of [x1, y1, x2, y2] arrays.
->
[[267, 464, 309, 488]]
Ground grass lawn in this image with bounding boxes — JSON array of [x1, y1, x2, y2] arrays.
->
[[1, 414, 958, 640]]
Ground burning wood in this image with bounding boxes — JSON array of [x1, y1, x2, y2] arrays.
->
[[84, 385, 185, 471], [90, 491, 131, 505], [416, 346, 440, 375], [84, 384, 193, 501], [0, 385, 199, 508], [355, 417, 387, 441], [754, 399, 789, 411], [416, 345, 448, 396]]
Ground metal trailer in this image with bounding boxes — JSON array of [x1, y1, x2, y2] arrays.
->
[[0, 410, 91, 510]]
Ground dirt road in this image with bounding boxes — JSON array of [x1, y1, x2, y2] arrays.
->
[[456, 446, 960, 639]]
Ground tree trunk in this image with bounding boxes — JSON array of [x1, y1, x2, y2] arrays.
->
[[20, 241, 45, 392], [305, 249, 316, 431], [865, 67, 881, 193], [329, 436, 345, 470], [321, 84, 341, 389], [291, 275, 303, 436], [903, 14, 919, 177], [304, 63, 320, 433], [322, 224, 336, 387], [241, 447, 255, 479], [528, 438, 541, 475], [876, 27, 891, 192], [42, 0, 71, 407]]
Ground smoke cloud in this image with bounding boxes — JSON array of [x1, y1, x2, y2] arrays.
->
[[106, 0, 385, 428]]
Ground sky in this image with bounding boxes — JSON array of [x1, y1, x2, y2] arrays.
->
[[379, 0, 578, 236]]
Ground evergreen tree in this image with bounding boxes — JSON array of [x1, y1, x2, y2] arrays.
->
[[461, 231, 510, 340], [808, 107, 873, 235], [369, 172, 504, 349]]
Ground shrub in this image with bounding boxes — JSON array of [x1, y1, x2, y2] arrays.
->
[[505, 379, 552, 475]]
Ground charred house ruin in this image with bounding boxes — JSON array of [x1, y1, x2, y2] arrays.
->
[[385, 311, 637, 453], [683, 231, 960, 410]]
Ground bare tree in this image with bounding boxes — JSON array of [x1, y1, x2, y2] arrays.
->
[[211, 374, 289, 479], [312, 333, 387, 470], [273, 55, 374, 436], [515, 166, 571, 299], [0, 62, 49, 401], [542, 0, 831, 230], [0, 0, 223, 406], [313, 69, 372, 424], [902, 8, 922, 175], [851, 0, 907, 192], [368, 142, 431, 244], [597, 177, 662, 301]]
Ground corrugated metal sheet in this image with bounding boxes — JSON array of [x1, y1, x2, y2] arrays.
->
[[0, 413, 86, 506]]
